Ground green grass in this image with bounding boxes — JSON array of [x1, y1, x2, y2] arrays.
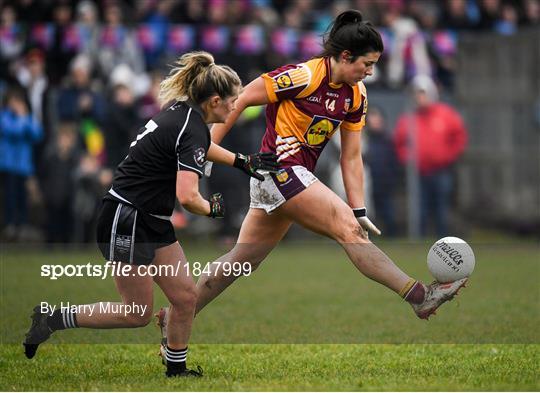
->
[[1, 239, 539, 390], [0, 344, 538, 390]]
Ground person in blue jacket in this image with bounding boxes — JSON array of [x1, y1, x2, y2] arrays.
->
[[0, 87, 42, 239]]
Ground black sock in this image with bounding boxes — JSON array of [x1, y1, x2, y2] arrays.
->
[[47, 308, 79, 331], [165, 346, 187, 373]]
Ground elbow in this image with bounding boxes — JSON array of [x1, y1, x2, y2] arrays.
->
[[340, 155, 359, 167], [340, 156, 363, 177], [236, 96, 250, 112], [177, 190, 198, 209]]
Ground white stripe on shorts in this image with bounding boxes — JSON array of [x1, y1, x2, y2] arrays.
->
[[108, 188, 171, 221], [129, 209, 137, 264], [109, 204, 122, 261]]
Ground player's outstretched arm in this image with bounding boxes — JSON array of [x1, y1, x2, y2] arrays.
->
[[176, 170, 224, 218], [210, 77, 270, 144], [340, 130, 381, 237], [207, 142, 279, 181]]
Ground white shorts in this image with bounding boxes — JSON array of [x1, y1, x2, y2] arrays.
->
[[249, 165, 318, 214]]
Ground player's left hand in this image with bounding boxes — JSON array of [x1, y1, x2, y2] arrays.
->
[[234, 152, 280, 181], [353, 207, 381, 237]]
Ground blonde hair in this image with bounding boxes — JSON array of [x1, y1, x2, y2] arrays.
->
[[159, 51, 242, 108]]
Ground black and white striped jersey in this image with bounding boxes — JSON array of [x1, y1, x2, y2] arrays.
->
[[105, 100, 210, 218]]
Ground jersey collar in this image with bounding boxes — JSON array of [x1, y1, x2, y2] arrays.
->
[[185, 99, 206, 121], [325, 57, 343, 89]]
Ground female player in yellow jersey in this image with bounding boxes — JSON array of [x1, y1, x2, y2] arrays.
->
[[158, 11, 467, 341]]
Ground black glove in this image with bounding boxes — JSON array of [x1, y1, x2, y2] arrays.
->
[[208, 193, 225, 218], [233, 152, 280, 181]]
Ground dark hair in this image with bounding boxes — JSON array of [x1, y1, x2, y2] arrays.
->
[[320, 10, 384, 61]]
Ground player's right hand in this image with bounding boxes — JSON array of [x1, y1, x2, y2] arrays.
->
[[353, 207, 381, 237], [208, 193, 225, 218], [233, 152, 280, 181]]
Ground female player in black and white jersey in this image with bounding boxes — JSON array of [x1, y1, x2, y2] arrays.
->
[[23, 51, 278, 377]]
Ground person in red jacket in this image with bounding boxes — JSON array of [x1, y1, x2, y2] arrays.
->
[[394, 74, 467, 237]]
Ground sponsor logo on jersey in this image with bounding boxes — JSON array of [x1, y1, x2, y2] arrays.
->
[[305, 115, 341, 146], [360, 96, 368, 123], [193, 147, 206, 167], [307, 95, 322, 103], [275, 169, 289, 183], [362, 96, 368, 113], [275, 73, 293, 89], [344, 98, 351, 112], [326, 92, 339, 98]]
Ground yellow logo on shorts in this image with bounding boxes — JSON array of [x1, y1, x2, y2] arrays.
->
[[275, 73, 293, 89], [275, 170, 289, 183], [305, 116, 340, 146]]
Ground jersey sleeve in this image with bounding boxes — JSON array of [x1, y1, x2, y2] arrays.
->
[[176, 125, 210, 178], [341, 82, 368, 132], [261, 63, 311, 103]]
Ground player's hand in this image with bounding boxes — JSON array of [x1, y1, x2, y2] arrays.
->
[[353, 207, 381, 237], [208, 193, 225, 218], [233, 152, 280, 181]]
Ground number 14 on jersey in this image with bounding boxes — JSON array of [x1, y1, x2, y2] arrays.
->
[[325, 99, 336, 112]]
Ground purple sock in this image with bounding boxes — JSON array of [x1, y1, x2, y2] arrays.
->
[[404, 281, 426, 304]]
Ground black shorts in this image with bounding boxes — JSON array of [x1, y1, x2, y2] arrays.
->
[[96, 200, 177, 265]]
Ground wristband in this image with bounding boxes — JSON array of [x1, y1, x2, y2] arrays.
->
[[352, 207, 367, 218], [233, 153, 246, 169]]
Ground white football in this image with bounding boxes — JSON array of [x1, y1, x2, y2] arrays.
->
[[427, 236, 475, 283]]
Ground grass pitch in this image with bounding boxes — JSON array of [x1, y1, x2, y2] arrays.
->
[[1, 344, 538, 391], [1, 237, 539, 390]]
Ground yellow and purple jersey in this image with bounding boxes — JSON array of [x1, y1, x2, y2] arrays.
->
[[260, 57, 367, 171]]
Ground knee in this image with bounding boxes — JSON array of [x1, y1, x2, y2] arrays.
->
[[228, 246, 267, 272], [332, 215, 367, 244], [125, 306, 153, 327], [169, 283, 197, 313]]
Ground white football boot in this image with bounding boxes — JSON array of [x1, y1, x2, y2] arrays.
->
[[411, 278, 468, 319], [155, 306, 169, 361]]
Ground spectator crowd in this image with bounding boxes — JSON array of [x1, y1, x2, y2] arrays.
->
[[1, 0, 538, 243]]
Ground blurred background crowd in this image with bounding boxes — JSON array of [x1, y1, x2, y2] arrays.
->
[[1, 0, 539, 244]]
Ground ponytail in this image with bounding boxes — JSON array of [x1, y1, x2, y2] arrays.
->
[[159, 51, 241, 107], [320, 10, 383, 60]]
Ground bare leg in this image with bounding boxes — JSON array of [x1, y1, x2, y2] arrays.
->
[[197, 178, 414, 315], [153, 242, 196, 349], [76, 242, 196, 349], [195, 208, 292, 314], [76, 263, 154, 328], [277, 181, 411, 293]]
